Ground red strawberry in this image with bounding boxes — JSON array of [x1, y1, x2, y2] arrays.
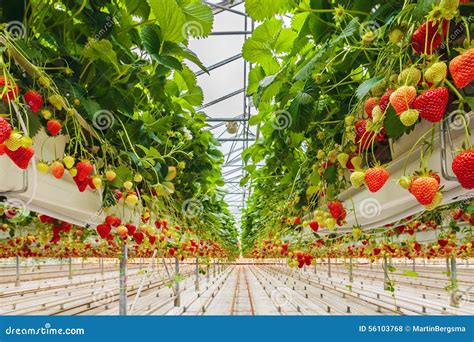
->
[[309, 220, 319, 232], [73, 175, 89, 192], [364, 97, 378, 118], [24, 90, 44, 113], [328, 200, 345, 220], [413, 87, 448, 122], [0, 117, 12, 144], [5, 146, 34, 169], [0, 144, 6, 155], [0, 76, 20, 101], [105, 215, 121, 227], [46, 119, 62, 136], [76, 161, 93, 181], [97, 224, 112, 239], [389, 86, 416, 114], [133, 231, 144, 244], [365, 166, 390, 192], [409, 176, 438, 205], [452, 150, 474, 189], [148, 235, 157, 245], [379, 89, 394, 113], [412, 20, 448, 55], [125, 223, 136, 236], [438, 239, 449, 248], [355, 119, 375, 150], [373, 247, 381, 256], [38, 214, 55, 223], [449, 48, 474, 89]]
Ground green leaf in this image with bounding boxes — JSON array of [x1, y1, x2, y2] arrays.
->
[[402, 270, 418, 277], [140, 25, 161, 58], [384, 106, 414, 138], [387, 265, 396, 272], [245, 0, 293, 21], [240, 175, 250, 186], [355, 75, 384, 101], [82, 39, 118, 69], [147, 0, 186, 43], [182, 2, 214, 38], [465, 96, 474, 111]]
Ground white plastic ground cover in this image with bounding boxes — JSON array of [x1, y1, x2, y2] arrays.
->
[[339, 119, 474, 230]]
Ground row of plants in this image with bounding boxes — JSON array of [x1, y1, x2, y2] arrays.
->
[[0, 0, 238, 258], [240, 0, 473, 259]]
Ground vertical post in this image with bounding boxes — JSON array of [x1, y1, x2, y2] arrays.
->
[[327, 258, 331, 278], [15, 255, 20, 287], [450, 257, 458, 307], [195, 257, 200, 291], [349, 257, 353, 283], [314, 259, 317, 274], [207, 262, 210, 281], [174, 257, 181, 307], [119, 243, 128, 316], [100, 257, 104, 276], [68, 257, 72, 280], [213, 258, 216, 277], [383, 256, 389, 290], [59, 258, 63, 270], [412, 258, 416, 271], [81, 258, 84, 269]]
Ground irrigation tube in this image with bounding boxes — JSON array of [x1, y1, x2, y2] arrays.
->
[[129, 249, 157, 314]]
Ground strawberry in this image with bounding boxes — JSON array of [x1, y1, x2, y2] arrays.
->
[[364, 97, 378, 118], [400, 109, 419, 126], [5, 146, 34, 169], [0, 117, 12, 144], [23, 90, 44, 113], [0, 76, 20, 101], [76, 160, 93, 181], [51, 161, 65, 179], [328, 200, 345, 220], [424, 62, 447, 84], [133, 231, 144, 244], [309, 220, 319, 232], [73, 175, 89, 192], [105, 215, 121, 227], [409, 176, 438, 205], [398, 67, 421, 86], [350, 171, 366, 188], [379, 89, 394, 113], [4, 132, 22, 151], [449, 48, 474, 89], [412, 20, 448, 55], [438, 239, 449, 248], [125, 223, 136, 236], [452, 150, 474, 189], [46, 119, 62, 136], [354, 119, 375, 150], [413, 87, 448, 122], [365, 166, 390, 192], [389, 86, 416, 114], [97, 224, 112, 239]]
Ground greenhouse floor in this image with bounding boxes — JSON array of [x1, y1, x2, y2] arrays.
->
[[0, 260, 472, 316]]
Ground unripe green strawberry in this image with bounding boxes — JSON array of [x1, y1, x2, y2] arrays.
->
[[400, 109, 420, 126], [5, 132, 22, 151], [48, 95, 63, 110], [398, 176, 412, 189], [424, 62, 447, 84], [350, 171, 365, 188], [317, 150, 325, 159], [388, 28, 404, 44], [398, 67, 421, 86], [37, 162, 49, 174], [372, 105, 383, 123], [63, 155, 75, 169], [337, 153, 349, 168], [350, 156, 363, 170], [325, 217, 337, 231]]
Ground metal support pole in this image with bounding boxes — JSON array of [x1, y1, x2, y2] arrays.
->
[[213, 258, 216, 277], [450, 257, 458, 307], [207, 263, 210, 281], [349, 257, 353, 283], [412, 258, 416, 272], [174, 257, 181, 307], [100, 258, 104, 276], [195, 257, 200, 291], [314, 259, 317, 274], [81, 258, 84, 268], [328, 258, 331, 278], [129, 250, 157, 314], [383, 256, 389, 290], [119, 243, 128, 315], [68, 257, 72, 280], [59, 258, 63, 270], [15, 255, 20, 287]]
